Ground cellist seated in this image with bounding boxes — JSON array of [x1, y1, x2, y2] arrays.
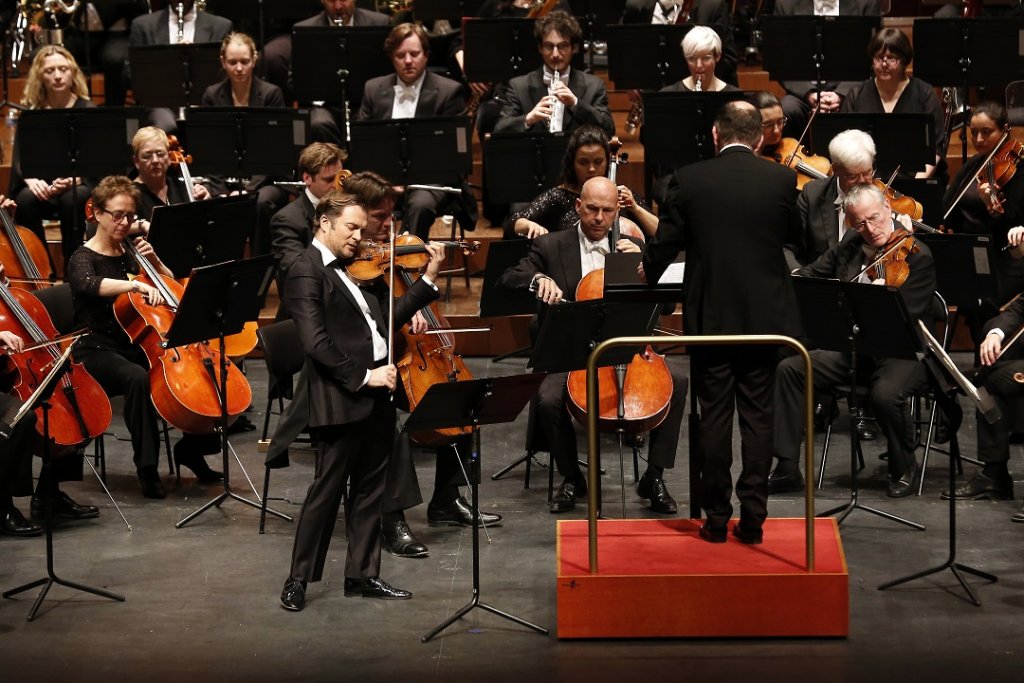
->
[[769, 183, 937, 498], [498, 177, 689, 514]]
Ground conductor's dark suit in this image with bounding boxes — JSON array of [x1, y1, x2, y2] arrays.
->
[[644, 145, 801, 534], [493, 68, 615, 138], [286, 242, 437, 584]]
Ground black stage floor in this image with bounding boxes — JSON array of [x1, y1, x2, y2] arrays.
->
[[2, 356, 1023, 682]]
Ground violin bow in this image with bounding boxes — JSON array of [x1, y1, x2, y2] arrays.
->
[[943, 130, 1011, 221], [785, 102, 820, 168]]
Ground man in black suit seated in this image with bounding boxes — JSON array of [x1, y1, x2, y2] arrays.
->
[[357, 22, 476, 240], [620, 0, 740, 86], [771, 0, 881, 141], [494, 11, 615, 138], [126, 0, 233, 133], [943, 296, 1024, 521], [261, 0, 391, 107], [785, 128, 877, 270], [499, 177, 689, 514], [642, 101, 801, 544], [279, 189, 445, 611], [770, 183, 937, 498]]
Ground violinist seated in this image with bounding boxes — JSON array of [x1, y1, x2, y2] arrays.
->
[[498, 177, 689, 514], [769, 183, 937, 498], [67, 176, 223, 500], [771, 0, 882, 141], [753, 91, 788, 162], [787, 129, 878, 271], [506, 125, 655, 240], [129, 127, 212, 227], [942, 295, 1024, 523], [839, 28, 946, 180]]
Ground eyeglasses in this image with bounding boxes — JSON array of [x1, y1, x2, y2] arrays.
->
[[762, 117, 788, 130], [850, 213, 888, 231], [540, 41, 571, 53], [99, 208, 137, 224], [686, 54, 716, 65], [138, 150, 168, 162], [838, 168, 875, 184], [872, 54, 902, 66]]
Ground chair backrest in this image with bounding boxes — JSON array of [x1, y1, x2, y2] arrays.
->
[[1006, 80, 1024, 127], [31, 283, 74, 335], [256, 319, 305, 393], [931, 290, 951, 350]]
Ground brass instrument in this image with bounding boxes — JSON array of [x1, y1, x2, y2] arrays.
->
[[16, 0, 80, 48], [375, 0, 414, 12], [625, 94, 643, 135]]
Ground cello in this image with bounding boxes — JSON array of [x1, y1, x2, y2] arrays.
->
[[0, 277, 111, 449], [0, 200, 55, 291]]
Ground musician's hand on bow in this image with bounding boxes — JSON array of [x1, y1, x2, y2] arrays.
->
[[534, 274, 563, 305], [368, 364, 397, 391], [549, 80, 578, 107], [409, 310, 428, 335], [980, 331, 1003, 366], [525, 97, 554, 127], [615, 238, 641, 254], [192, 184, 211, 200], [0, 330, 26, 354], [133, 280, 164, 307], [423, 242, 446, 281]]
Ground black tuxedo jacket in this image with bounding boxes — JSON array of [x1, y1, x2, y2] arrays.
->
[[269, 193, 316, 319], [644, 146, 801, 337], [494, 68, 615, 138], [200, 76, 286, 107], [294, 8, 391, 28], [128, 8, 232, 44], [356, 72, 466, 121], [790, 176, 842, 269], [286, 244, 437, 428]]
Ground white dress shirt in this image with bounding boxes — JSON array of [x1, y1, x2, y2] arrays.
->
[[578, 224, 610, 277], [391, 72, 426, 120], [813, 0, 841, 16]]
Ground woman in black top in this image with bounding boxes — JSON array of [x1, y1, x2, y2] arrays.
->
[[130, 126, 212, 225]]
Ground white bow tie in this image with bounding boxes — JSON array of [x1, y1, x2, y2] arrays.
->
[[395, 85, 417, 104], [543, 70, 569, 86], [583, 239, 610, 255]]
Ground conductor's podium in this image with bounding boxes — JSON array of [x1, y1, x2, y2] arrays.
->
[[556, 517, 848, 639]]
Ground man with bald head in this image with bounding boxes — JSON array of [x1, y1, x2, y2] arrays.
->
[[500, 177, 689, 514], [643, 100, 800, 544]]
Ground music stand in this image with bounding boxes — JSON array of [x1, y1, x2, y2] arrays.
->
[[408, 374, 549, 642], [348, 117, 473, 186], [291, 26, 392, 108], [913, 17, 1024, 164], [415, 0, 486, 25], [792, 277, 925, 530], [129, 43, 222, 108], [810, 113, 935, 179], [169, 255, 290, 528], [202, 0, 321, 47], [483, 131, 570, 205], [3, 345, 125, 621], [606, 24, 688, 90], [462, 17, 586, 84], [640, 91, 748, 170], [183, 107, 310, 179], [916, 233, 998, 309], [879, 322, 1000, 605], [147, 194, 257, 278]]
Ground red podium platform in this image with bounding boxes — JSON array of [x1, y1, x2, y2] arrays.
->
[[556, 517, 848, 639]]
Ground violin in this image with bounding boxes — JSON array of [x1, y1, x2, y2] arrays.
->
[[978, 133, 1024, 216], [0, 203, 55, 290], [345, 235, 480, 284], [766, 137, 832, 190], [857, 226, 920, 288]]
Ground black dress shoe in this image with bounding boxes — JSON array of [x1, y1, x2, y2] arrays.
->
[[731, 524, 764, 545], [636, 473, 678, 514], [343, 576, 412, 600], [767, 468, 804, 495], [1012, 501, 1024, 524], [174, 447, 224, 483], [382, 518, 429, 558], [549, 478, 587, 514], [31, 490, 100, 520], [698, 522, 727, 544], [228, 414, 257, 434], [888, 465, 918, 498], [1, 506, 43, 537], [280, 578, 306, 611], [137, 468, 166, 500], [427, 497, 503, 527], [940, 471, 1014, 501]]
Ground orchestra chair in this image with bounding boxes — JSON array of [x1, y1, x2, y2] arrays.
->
[[256, 319, 309, 533], [437, 208, 473, 304]]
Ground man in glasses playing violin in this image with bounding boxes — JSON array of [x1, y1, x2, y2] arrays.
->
[[770, 183, 936, 498]]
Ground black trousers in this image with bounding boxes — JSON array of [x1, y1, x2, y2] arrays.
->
[[0, 394, 36, 501], [977, 361, 1024, 471], [774, 350, 927, 479], [692, 346, 777, 531], [12, 182, 91, 271], [289, 395, 394, 583], [382, 431, 467, 515]]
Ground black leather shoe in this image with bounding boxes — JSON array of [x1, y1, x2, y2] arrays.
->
[[228, 414, 257, 434], [174, 450, 224, 483], [767, 468, 804, 495], [382, 518, 429, 558], [137, 468, 166, 499], [427, 497, 502, 527], [549, 478, 587, 514], [1012, 502, 1024, 524], [888, 465, 918, 498], [1, 505, 43, 537], [31, 490, 100, 520], [941, 471, 1014, 501], [698, 522, 727, 544], [636, 473, 678, 514], [732, 524, 764, 545], [343, 576, 412, 600], [280, 578, 306, 611]]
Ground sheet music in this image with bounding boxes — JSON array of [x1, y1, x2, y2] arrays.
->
[[657, 262, 685, 285], [917, 320, 985, 405]]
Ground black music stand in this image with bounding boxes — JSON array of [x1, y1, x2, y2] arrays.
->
[[462, 18, 542, 85], [202, 0, 321, 47], [415, 0, 486, 25], [483, 132, 570, 205], [183, 107, 310, 179], [792, 277, 924, 530], [916, 233, 998, 309], [129, 44, 222, 108], [170, 255, 290, 528], [913, 17, 1024, 165], [291, 26, 392, 109], [606, 24, 689, 91], [3, 345, 125, 622], [810, 113, 936, 179], [640, 91, 748, 172], [879, 322, 1000, 605], [569, 0, 628, 70], [147, 194, 257, 278], [480, 240, 534, 319], [348, 116, 473, 186], [409, 374, 549, 642]]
